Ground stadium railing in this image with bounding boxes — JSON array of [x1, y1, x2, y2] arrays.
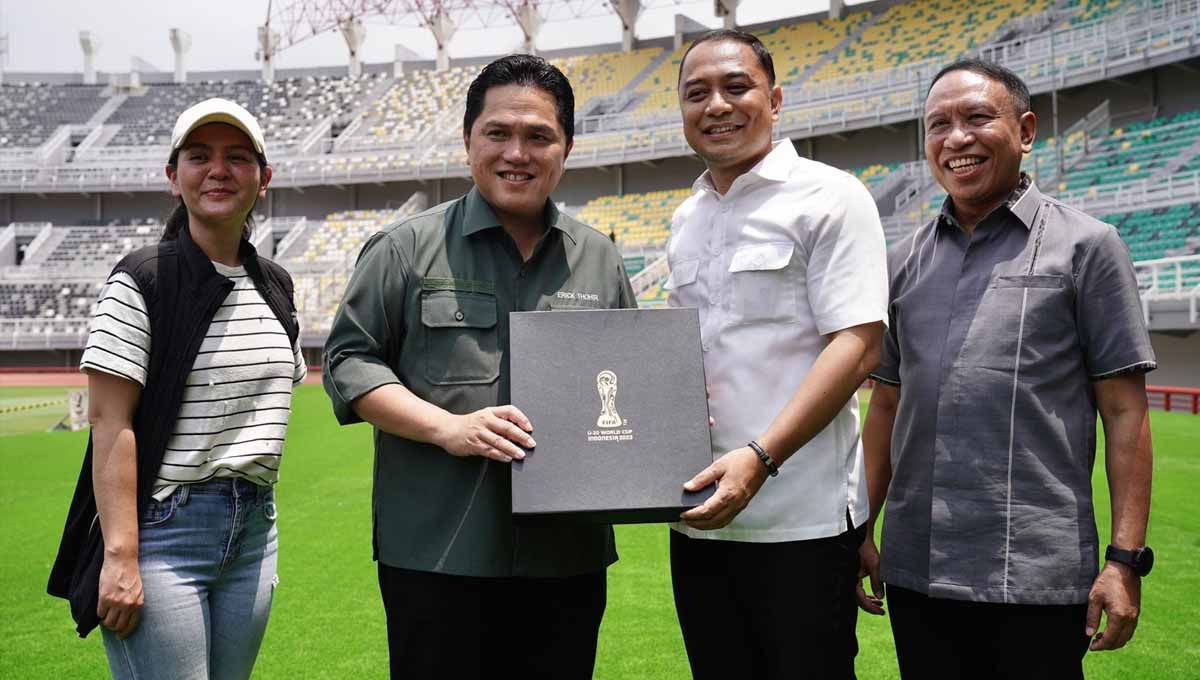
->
[[1062, 170, 1200, 214], [0, 148, 37, 164], [1, 254, 1192, 351], [0, 317, 88, 350], [1136, 254, 1200, 297], [1146, 385, 1200, 414], [629, 254, 669, 299], [1134, 253, 1200, 330]]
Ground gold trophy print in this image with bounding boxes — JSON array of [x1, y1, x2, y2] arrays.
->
[[595, 370, 621, 428]]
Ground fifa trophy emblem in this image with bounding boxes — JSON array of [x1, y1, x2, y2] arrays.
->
[[595, 370, 621, 428]]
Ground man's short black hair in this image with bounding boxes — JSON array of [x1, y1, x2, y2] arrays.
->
[[927, 58, 1031, 116], [678, 29, 776, 88], [463, 54, 575, 145]]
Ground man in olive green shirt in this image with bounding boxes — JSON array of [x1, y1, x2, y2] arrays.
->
[[323, 55, 634, 680]]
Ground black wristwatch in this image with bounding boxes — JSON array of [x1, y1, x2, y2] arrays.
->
[[1105, 545, 1154, 577]]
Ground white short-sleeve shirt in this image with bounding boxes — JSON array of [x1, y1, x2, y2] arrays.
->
[[667, 140, 889, 542]]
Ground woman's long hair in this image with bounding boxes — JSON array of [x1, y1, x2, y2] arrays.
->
[[162, 147, 269, 242]]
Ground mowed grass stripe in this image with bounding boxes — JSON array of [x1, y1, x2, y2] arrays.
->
[[0, 385, 1196, 678]]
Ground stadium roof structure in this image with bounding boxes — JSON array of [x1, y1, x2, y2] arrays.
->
[[270, 0, 641, 37], [265, 0, 741, 69]]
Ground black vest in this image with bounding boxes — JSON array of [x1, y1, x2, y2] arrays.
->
[[47, 227, 299, 637]]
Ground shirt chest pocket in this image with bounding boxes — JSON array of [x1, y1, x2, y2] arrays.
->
[[957, 274, 1074, 370], [663, 258, 699, 306], [420, 291, 501, 385], [727, 242, 797, 325]]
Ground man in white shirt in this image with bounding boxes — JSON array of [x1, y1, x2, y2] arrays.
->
[[667, 30, 889, 679]]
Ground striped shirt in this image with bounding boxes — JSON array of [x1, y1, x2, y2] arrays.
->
[[81, 261, 306, 501]]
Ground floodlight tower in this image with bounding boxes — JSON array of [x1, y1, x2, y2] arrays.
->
[[714, 0, 737, 29], [511, 2, 542, 55], [257, 24, 281, 82], [428, 9, 457, 71], [611, 0, 641, 52], [673, 12, 706, 50], [394, 43, 419, 77], [170, 28, 192, 84], [340, 17, 366, 77], [0, 2, 6, 85], [126, 58, 143, 88], [79, 31, 100, 85], [0, 33, 8, 85], [268, 0, 631, 72]]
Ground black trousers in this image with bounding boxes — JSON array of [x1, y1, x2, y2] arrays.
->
[[670, 523, 867, 680], [887, 585, 1090, 680], [376, 564, 607, 680]]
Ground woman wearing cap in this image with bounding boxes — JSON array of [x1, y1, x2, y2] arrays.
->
[[48, 98, 304, 679]]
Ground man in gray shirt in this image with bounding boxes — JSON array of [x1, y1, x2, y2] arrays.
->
[[859, 59, 1155, 679]]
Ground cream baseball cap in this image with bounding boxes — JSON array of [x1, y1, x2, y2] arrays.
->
[[170, 98, 267, 158]]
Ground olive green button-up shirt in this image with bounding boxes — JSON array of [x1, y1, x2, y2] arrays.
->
[[323, 187, 636, 578]]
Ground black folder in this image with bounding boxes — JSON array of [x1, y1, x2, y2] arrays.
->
[[510, 308, 714, 524]]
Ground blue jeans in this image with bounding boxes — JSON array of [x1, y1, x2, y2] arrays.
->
[[102, 478, 279, 680]]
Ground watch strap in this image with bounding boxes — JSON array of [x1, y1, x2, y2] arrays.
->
[[1105, 545, 1151, 577]]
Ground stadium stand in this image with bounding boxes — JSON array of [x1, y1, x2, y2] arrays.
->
[[0, 281, 100, 320], [765, 11, 875, 83], [810, 0, 1052, 82], [104, 74, 387, 149], [636, 280, 670, 307], [1063, 0, 1131, 24], [281, 203, 423, 332], [0, 0, 1194, 192], [0, 83, 108, 148], [1105, 202, 1200, 261], [556, 47, 663, 113], [853, 162, 900, 190], [1058, 110, 1200, 193], [292, 270, 349, 334], [616, 45, 683, 115], [632, 11, 871, 115], [26, 224, 161, 269], [2, 0, 1198, 352], [291, 208, 405, 264], [574, 188, 692, 250], [348, 49, 662, 151], [351, 67, 476, 147]]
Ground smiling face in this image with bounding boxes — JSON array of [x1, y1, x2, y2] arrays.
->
[[166, 122, 270, 233], [464, 84, 572, 229], [924, 70, 1036, 224], [678, 39, 782, 193]]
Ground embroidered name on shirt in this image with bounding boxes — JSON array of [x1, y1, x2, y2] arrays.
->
[[556, 291, 600, 302]]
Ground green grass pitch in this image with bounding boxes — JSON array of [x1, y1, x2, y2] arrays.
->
[[1, 385, 1197, 678]]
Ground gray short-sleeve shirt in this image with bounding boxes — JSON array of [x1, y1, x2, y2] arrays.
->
[[871, 178, 1155, 605]]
